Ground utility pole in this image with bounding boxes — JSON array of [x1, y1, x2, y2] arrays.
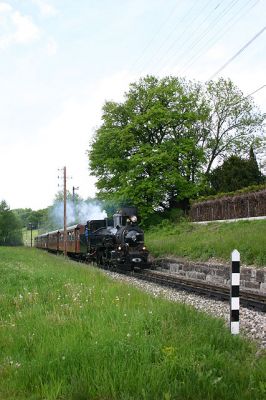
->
[[28, 223, 33, 247], [72, 186, 79, 222], [63, 166, 67, 258]]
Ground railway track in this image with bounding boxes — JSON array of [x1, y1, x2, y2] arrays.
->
[[134, 269, 266, 312]]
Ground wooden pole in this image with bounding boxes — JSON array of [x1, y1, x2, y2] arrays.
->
[[63, 166, 67, 257]]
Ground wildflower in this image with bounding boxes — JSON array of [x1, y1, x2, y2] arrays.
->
[[162, 346, 176, 358], [212, 377, 222, 385]]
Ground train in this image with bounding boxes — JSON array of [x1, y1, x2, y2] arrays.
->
[[35, 207, 149, 271]]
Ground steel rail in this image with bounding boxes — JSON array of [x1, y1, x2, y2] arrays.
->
[[135, 269, 266, 312]]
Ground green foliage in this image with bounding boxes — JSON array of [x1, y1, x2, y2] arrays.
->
[[208, 153, 264, 193], [89, 76, 265, 219], [204, 78, 265, 174], [13, 208, 48, 229], [0, 201, 23, 246], [0, 247, 265, 399], [89, 75, 209, 220]]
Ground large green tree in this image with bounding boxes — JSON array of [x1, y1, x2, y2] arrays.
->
[[0, 201, 23, 246], [203, 78, 265, 174], [89, 76, 265, 220], [89, 76, 209, 219], [14, 208, 48, 229]]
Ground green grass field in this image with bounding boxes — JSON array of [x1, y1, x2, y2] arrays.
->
[[0, 247, 265, 399], [146, 219, 266, 267]]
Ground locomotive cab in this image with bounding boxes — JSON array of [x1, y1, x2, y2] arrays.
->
[[84, 206, 149, 270]]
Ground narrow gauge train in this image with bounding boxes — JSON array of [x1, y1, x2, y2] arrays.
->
[[35, 207, 149, 271]]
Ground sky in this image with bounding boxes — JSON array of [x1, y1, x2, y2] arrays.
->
[[0, 0, 265, 211]]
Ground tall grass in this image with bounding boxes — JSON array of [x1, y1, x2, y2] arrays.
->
[[146, 219, 266, 266], [0, 247, 265, 399]]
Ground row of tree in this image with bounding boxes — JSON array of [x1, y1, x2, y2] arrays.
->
[[89, 76, 265, 223], [0, 201, 23, 245]]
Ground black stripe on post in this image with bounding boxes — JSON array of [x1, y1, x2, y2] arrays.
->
[[230, 250, 240, 335], [232, 261, 240, 274], [231, 285, 239, 297]]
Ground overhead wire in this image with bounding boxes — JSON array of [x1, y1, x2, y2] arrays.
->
[[130, 0, 181, 71], [156, 0, 256, 76], [248, 84, 266, 97], [209, 24, 266, 79], [178, 0, 259, 75], [154, 0, 238, 75], [141, 0, 212, 74], [130, 0, 265, 99]]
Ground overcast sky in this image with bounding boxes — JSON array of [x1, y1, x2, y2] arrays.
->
[[1, 0, 265, 210]]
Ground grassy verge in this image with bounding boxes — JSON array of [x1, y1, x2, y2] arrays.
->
[[0, 247, 265, 399], [146, 219, 266, 267]]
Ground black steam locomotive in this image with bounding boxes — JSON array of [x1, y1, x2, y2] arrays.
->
[[35, 207, 149, 271]]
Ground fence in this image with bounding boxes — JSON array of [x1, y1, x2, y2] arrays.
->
[[190, 190, 266, 222]]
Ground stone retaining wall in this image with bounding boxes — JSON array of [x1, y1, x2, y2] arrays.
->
[[153, 258, 266, 293]]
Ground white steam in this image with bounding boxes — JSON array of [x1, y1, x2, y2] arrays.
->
[[50, 201, 107, 228]]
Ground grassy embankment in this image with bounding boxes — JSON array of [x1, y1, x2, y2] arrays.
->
[[146, 219, 266, 267], [0, 247, 265, 400]]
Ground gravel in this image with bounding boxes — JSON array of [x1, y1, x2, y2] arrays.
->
[[103, 270, 266, 350]]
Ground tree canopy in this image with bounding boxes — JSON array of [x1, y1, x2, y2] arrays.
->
[[208, 151, 264, 194], [0, 201, 23, 246], [89, 75, 265, 221]]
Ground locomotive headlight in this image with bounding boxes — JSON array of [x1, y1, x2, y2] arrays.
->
[[142, 246, 146, 250], [118, 246, 122, 251], [131, 216, 137, 223]]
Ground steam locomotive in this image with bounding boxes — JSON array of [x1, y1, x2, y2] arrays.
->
[[35, 207, 149, 271]]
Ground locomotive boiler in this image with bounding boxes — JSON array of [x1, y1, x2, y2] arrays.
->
[[35, 207, 149, 271], [85, 207, 149, 270]]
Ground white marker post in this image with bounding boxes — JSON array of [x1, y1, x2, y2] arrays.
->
[[230, 250, 240, 335]]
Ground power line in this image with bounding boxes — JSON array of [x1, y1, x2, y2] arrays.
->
[[247, 84, 266, 97], [177, 0, 256, 75], [209, 24, 266, 79], [166, 0, 241, 75], [131, 1, 181, 71], [145, 0, 215, 75]]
